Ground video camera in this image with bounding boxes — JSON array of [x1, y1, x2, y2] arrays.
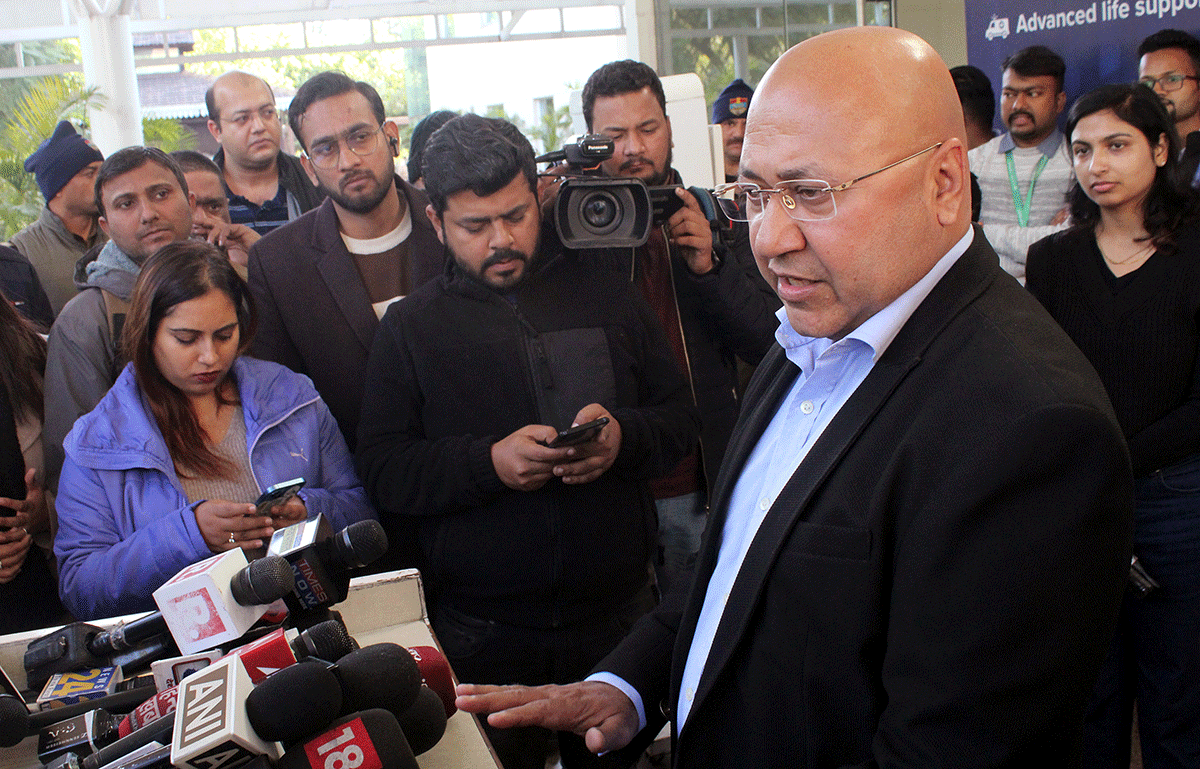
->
[[537, 135, 722, 250]]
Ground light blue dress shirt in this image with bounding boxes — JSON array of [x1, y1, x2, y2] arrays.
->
[[591, 228, 974, 732]]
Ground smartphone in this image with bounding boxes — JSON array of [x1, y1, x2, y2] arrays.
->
[[255, 478, 305, 516], [650, 185, 686, 224], [546, 417, 610, 448]]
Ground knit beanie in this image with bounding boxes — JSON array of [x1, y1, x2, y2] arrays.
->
[[711, 79, 754, 124], [23, 121, 104, 203], [408, 110, 458, 182]]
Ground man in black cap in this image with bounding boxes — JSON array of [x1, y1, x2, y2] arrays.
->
[[10, 121, 106, 316], [711, 78, 753, 182]]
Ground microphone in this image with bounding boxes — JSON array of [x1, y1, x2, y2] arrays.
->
[[244, 662, 342, 746], [268, 517, 388, 622], [118, 619, 356, 737], [276, 709, 417, 769], [405, 645, 457, 717], [395, 686, 447, 756], [0, 682, 156, 748], [333, 644, 421, 722], [153, 551, 295, 656], [169, 656, 282, 769], [80, 711, 175, 769], [24, 626, 170, 695], [242, 644, 422, 751]]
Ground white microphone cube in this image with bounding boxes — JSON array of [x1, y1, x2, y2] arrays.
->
[[153, 550, 264, 655]]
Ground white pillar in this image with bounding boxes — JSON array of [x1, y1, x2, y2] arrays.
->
[[74, 0, 142, 154], [625, 0, 658, 69]]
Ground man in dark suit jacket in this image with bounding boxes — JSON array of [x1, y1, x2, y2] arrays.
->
[[456, 27, 1134, 768], [248, 71, 443, 452]]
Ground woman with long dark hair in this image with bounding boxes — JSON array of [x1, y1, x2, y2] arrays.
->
[[55, 241, 374, 620], [0, 293, 68, 631], [1026, 82, 1200, 768]]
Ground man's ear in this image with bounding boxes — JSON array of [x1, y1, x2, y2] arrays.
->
[[931, 139, 969, 227], [98, 214, 110, 239], [384, 121, 401, 156], [207, 119, 221, 144], [299, 153, 319, 186], [427, 204, 445, 244]]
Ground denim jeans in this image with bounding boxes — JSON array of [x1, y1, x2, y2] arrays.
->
[[1083, 453, 1200, 769]]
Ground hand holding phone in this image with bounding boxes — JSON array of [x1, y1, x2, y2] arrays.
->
[[545, 417, 610, 448], [255, 478, 305, 516]]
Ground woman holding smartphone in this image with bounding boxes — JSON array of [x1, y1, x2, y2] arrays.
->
[[1026, 83, 1200, 768], [55, 241, 374, 620]]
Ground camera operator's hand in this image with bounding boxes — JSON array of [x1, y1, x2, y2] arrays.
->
[[538, 163, 571, 220], [667, 187, 716, 275]]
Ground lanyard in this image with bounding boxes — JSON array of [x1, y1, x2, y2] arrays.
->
[[1005, 150, 1051, 227]]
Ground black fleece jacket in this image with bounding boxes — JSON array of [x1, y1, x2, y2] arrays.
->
[[356, 247, 699, 627]]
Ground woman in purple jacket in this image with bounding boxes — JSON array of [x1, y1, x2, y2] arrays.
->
[[55, 241, 374, 620]]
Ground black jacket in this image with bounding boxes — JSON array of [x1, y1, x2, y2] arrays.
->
[[356, 249, 700, 628], [601, 231, 1132, 768], [0, 245, 53, 330], [248, 177, 443, 451]]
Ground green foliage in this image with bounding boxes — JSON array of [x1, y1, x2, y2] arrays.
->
[[142, 116, 196, 152], [530, 104, 572, 155]]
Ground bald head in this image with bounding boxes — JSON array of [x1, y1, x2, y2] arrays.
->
[[741, 27, 972, 341], [206, 71, 282, 173]]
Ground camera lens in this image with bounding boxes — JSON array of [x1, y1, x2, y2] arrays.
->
[[581, 191, 619, 232]]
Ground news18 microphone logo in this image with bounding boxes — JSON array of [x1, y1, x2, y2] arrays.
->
[[303, 717, 382, 769]]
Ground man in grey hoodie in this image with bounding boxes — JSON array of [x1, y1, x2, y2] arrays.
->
[[44, 147, 194, 491]]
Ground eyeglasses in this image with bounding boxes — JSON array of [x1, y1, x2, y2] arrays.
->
[[222, 106, 278, 129], [1138, 73, 1200, 92], [712, 142, 943, 222], [304, 125, 387, 170]]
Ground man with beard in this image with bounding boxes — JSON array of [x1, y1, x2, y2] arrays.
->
[[206, 71, 324, 235], [1139, 30, 1200, 187], [356, 114, 699, 769], [968, 45, 1072, 283], [577, 60, 779, 596], [247, 71, 442, 452]]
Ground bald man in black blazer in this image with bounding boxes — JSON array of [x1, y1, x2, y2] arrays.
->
[[457, 27, 1132, 769]]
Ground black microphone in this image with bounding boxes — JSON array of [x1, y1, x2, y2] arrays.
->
[[244, 661, 343, 746], [0, 681, 156, 748], [276, 710, 417, 769], [269, 518, 388, 623], [241, 643, 422, 751], [25, 556, 294, 690], [396, 685, 447, 756]]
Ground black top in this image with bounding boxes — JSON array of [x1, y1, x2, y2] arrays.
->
[[1027, 223, 1200, 476]]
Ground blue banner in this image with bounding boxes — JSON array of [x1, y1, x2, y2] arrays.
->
[[965, 0, 1200, 132]]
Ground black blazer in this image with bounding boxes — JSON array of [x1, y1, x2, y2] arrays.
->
[[247, 177, 443, 451], [602, 230, 1134, 768]]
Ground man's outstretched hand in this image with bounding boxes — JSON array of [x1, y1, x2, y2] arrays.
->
[[455, 681, 640, 754]]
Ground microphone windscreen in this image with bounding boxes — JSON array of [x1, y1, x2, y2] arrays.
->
[[293, 621, 354, 662], [334, 644, 421, 719], [231, 556, 295, 606], [277, 709, 416, 769], [332, 521, 388, 569], [245, 662, 342, 744], [396, 686, 446, 756], [0, 694, 28, 747]]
